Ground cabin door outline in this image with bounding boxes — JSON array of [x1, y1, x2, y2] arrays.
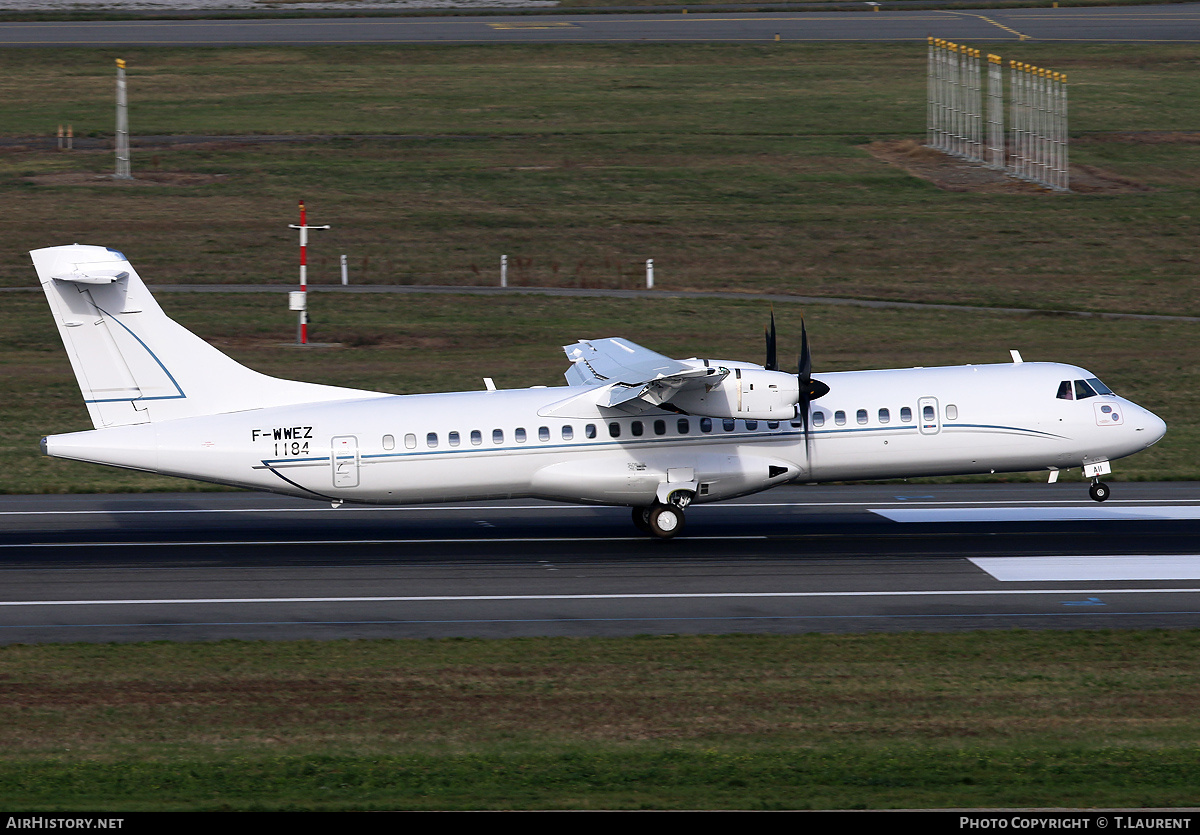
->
[[331, 435, 360, 488]]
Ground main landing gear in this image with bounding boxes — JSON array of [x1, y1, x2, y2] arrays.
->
[[632, 490, 694, 539]]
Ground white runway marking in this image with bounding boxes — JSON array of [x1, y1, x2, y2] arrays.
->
[[971, 555, 1200, 582], [1, 498, 1196, 517], [4, 588, 1200, 608], [0, 535, 766, 549], [873, 506, 1200, 523]]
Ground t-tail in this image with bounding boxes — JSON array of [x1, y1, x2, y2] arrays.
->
[[32, 244, 381, 429]]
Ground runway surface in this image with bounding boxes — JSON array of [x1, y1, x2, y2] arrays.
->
[[2, 481, 1199, 643], [2, 4, 1200, 46]]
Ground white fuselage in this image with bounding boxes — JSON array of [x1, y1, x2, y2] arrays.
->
[[43, 360, 1166, 508]]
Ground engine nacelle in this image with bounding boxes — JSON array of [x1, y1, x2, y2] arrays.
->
[[671, 366, 800, 420]]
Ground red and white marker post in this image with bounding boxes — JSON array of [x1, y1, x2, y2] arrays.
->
[[288, 200, 330, 344]]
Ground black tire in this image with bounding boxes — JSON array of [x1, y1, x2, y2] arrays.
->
[[632, 506, 652, 534], [1089, 482, 1111, 503], [648, 504, 685, 539]]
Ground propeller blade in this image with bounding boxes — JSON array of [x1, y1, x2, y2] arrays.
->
[[764, 309, 778, 372], [798, 318, 812, 380], [795, 317, 829, 464]]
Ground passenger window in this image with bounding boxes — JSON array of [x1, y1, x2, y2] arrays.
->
[[1074, 380, 1098, 400], [812, 412, 825, 428], [700, 418, 713, 433], [515, 428, 527, 443], [857, 409, 868, 425], [448, 431, 460, 447], [383, 434, 395, 450], [878, 409, 890, 424], [538, 426, 550, 442], [900, 407, 912, 423], [631, 421, 644, 437], [723, 419, 736, 432], [746, 420, 759, 430], [946, 405, 958, 420], [492, 429, 504, 444], [923, 405, 936, 422], [1057, 381, 1074, 400], [426, 432, 438, 449], [471, 430, 482, 446], [609, 422, 621, 438], [585, 423, 597, 439], [562, 425, 574, 441], [654, 419, 666, 436], [677, 418, 690, 434], [767, 421, 779, 430], [405, 433, 417, 449], [835, 411, 846, 426]]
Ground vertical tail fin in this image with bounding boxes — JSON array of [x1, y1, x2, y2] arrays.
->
[[32, 244, 380, 428]]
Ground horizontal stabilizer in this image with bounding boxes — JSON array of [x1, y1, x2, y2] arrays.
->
[[32, 244, 384, 429], [52, 269, 129, 284]]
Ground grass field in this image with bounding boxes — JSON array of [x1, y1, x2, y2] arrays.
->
[[2, 42, 1197, 490], [4, 632, 1200, 811], [2, 44, 1199, 316], [2, 40, 1199, 811]]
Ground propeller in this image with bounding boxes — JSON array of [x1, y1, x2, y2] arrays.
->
[[764, 308, 778, 372], [764, 312, 830, 460], [795, 318, 830, 462]]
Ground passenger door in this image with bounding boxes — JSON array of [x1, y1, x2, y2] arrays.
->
[[918, 397, 941, 436]]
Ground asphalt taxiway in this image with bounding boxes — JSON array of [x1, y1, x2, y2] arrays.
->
[[2, 482, 1198, 643], [2, 4, 1200, 47]]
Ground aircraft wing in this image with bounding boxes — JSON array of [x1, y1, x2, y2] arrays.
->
[[563, 338, 687, 386], [560, 338, 727, 414]]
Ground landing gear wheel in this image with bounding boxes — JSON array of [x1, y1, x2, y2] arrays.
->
[[648, 504, 685, 540], [632, 506, 652, 534], [1089, 481, 1111, 503]]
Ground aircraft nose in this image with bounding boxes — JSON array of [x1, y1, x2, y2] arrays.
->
[[1136, 406, 1167, 448]]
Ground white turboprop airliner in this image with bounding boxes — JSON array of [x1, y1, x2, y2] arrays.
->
[[33, 244, 1167, 539]]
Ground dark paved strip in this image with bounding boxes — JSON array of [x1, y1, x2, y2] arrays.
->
[[1, 6, 1199, 47], [1, 484, 1199, 641], [8, 282, 1196, 324]]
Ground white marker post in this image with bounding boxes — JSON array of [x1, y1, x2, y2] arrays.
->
[[646, 259, 654, 289], [341, 254, 348, 285], [288, 200, 330, 345], [114, 59, 132, 180], [501, 254, 508, 288], [986, 53, 1005, 170]]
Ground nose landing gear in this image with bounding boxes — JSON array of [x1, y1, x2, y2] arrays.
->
[[1083, 461, 1113, 503]]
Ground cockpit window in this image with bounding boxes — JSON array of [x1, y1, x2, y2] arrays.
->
[[1059, 378, 1115, 400]]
